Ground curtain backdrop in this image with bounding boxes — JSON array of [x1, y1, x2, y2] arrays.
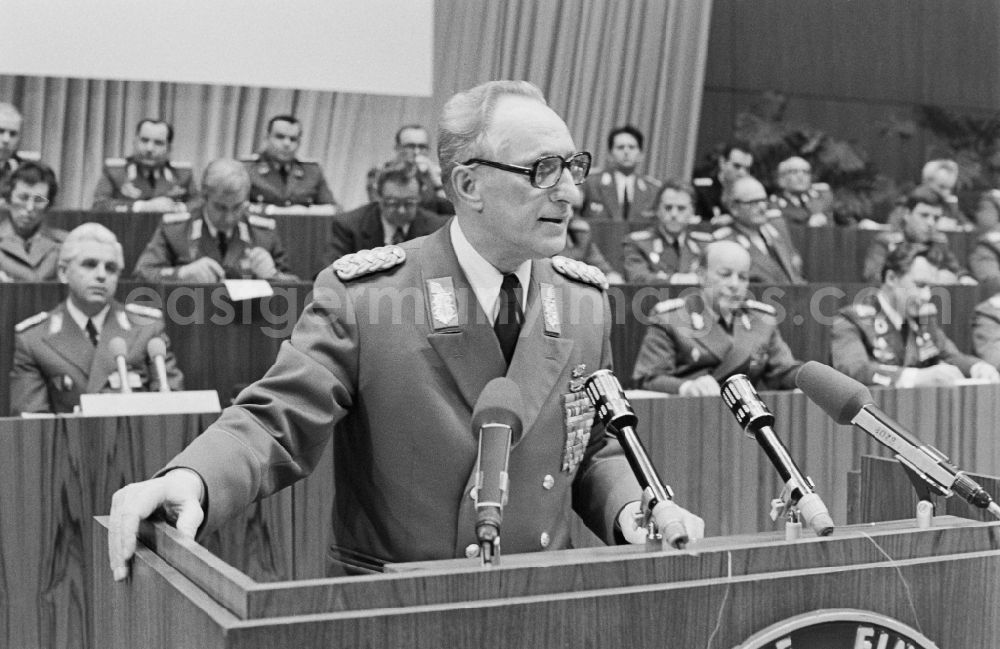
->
[[0, 0, 712, 210]]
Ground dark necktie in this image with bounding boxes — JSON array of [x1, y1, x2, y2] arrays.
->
[[145, 168, 157, 187], [494, 274, 524, 367], [217, 231, 229, 258], [85, 319, 99, 346], [391, 227, 406, 245], [279, 164, 290, 185], [622, 184, 631, 220]]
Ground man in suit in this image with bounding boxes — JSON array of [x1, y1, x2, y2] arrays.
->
[[621, 180, 710, 283], [692, 142, 753, 223], [108, 80, 704, 581], [91, 118, 197, 213], [365, 124, 454, 215], [326, 162, 448, 265], [10, 223, 183, 414], [0, 160, 66, 282], [578, 125, 660, 220], [133, 158, 298, 282], [769, 156, 834, 227], [631, 240, 803, 395], [713, 176, 806, 285], [242, 115, 338, 212], [832, 242, 997, 388], [0, 102, 42, 191]]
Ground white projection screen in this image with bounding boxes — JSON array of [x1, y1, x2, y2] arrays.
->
[[0, 0, 433, 96]]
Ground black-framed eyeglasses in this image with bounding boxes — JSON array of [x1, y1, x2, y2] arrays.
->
[[462, 152, 591, 189]]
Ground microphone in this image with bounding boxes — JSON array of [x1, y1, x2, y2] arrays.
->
[[108, 337, 132, 394], [583, 369, 690, 548], [721, 375, 835, 536], [796, 361, 1000, 520], [146, 337, 171, 392], [470, 377, 525, 565]]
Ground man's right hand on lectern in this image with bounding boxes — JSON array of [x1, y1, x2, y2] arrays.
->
[[108, 468, 205, 581]]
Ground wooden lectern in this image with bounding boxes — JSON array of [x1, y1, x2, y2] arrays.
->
[[93, 511, 1000, 648]]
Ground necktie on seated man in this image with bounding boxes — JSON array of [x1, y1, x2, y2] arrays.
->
[[494, 273, 524, 367], [392, 227, 406, 245], [217, 231, 228, 258], [85, 319, 99, 346]]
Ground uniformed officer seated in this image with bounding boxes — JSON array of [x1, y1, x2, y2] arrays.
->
[[621, 179, 710, 283], [132, 158, 299, 283], [242, 114, 339, 213], [576, 125, 661, 220], [10, 223, 184, 414], [0, 160, 66, 282], [91, 118, 196, 213], [862, 186, 974, 285], [0, 102, 42, 191], [631, 240, 803, 396], [769, 156, 834, 227], [832, 242, 998, 388]]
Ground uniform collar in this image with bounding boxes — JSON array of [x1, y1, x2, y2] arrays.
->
[[449, 219, 530, 321], [65, 299, 111, 334], [876, 292, 905, 330]]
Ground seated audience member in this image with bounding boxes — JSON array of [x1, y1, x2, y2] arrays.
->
[[967, 190, 1000, 292], [133, 158, 299, 282], [10, 223, 184, 414], [692, 142, 753, 223], [0, 161, 65, 281], [560, 216, 622, 284], [365, 124, 453, 215], [769, 156, 834, 227], [632, 240, 803, 395], [242, 114, 338, 211], [972, 294, 1000, 369], [578, 125, 660, 220], [0, 102, 42, 189], [973, 189, 1000, 232], [862, 186, 974, 285], [832, 243, 998, 388], [326, 162, 448, 265], [621, 180, 710, 283], [712, 176, 805, 285], [91, 118, 196, 213], [921, 158, 969, 229]]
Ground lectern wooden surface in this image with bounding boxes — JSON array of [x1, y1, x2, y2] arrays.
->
[[93, 516, 1000, 649]]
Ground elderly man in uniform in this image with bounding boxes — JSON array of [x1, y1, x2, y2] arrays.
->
[[365, 124, 453, 215], [242, 114, 338, 213], [862, 186, 973, 285], [133, 158, 298, 282], [0, 102, 42, 190], [692, 142, 753, 223], [10, 223, 183, 414], [621, 180, 710, 283], [578, 125, 660, 220], [91, 118, 196, 213], [108, 80, 704, 581], [712, 176, 805, 285], [833, 243, 997, 388], [326, 162, 448, 264], [769, 156, 834, 227], [632, 240, 803, 396], [0, 161, 65, 282]]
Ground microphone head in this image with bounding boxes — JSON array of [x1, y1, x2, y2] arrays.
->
[[796, 361, 874, 425], [146, 337, 167, 358], [108, 336, 128, 358], [471, 378, 525, 444]]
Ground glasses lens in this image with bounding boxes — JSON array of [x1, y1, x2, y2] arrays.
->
[[568, 153, 591, 184], [531, 156, 563, 189]]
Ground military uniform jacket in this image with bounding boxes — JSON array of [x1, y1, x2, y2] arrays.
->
[[91, 157, 196, 212], [631, 295, 802, 393], [969, 226, 1000, 291], [578, 169, 660, 220], [132, 209, 298, 281], [862, 230, 968, 284], [972, 295, 1000, 369], [621, 227, 709, 283], [0, 216, 66, 282], [769, 186, 833, 226], [713, 221, 806, 285], [243, 152, 337, 208], [831, 298, 979, 387], [10, 301, 184, 414], [325, 201, 448, 265], [161, 225, 641, 570]]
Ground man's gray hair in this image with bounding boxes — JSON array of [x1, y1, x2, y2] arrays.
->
[[59, 222, 124, 268], [921, 158, 958, 183], [0, 102, 22, 123], [437, 80, 546, 201], [202, 158, 251, 195]]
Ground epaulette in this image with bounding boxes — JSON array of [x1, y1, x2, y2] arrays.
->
[[550, 256, 609, 290], [918, 303, 938, 317], [248, 214, 276, 230], [332, 245, 406, 281], [882, 231, 905, 244], [170, 160, 192, 169], [642, 175, 662, 187], [652, 298, 685, 315], [688, 230, 714, 243], [239, 154, 260, 163], [712, 226, 733, 240], [985, 231, 1000, 244], [851, 303, 877, 318], [105, 157, 127, 167], [765, 208, 783, 219], [628, 230, 653, 241], [125, 303, 163, 320], [15, 311, 49, 333], [812, 182, 831, 192], [17, 150, 41, 161], [743, 299, 776, 316], [693, 177, 713, 187], [162, 211, 191, 224], [989, 294, 1000, 309]]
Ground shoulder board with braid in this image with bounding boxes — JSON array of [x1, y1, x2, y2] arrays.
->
[[248, 214, 277, 230], [652, 298, 685, 315], [15, 311, 49, 333], [332, 245, 406, 281], [744, 299, 776, 316], [125, 303, 163, 320], [550, 255, 609, 290]]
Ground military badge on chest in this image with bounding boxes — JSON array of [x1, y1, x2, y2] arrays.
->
[[915, 329, 940, 363], [749, 346, 769, 373], [425, 277, 460, 332], [872, 335, 897, 363], [562, 365, 593, 473]]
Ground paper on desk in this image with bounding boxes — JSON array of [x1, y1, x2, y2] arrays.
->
[[224, 279, 274, 301]]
